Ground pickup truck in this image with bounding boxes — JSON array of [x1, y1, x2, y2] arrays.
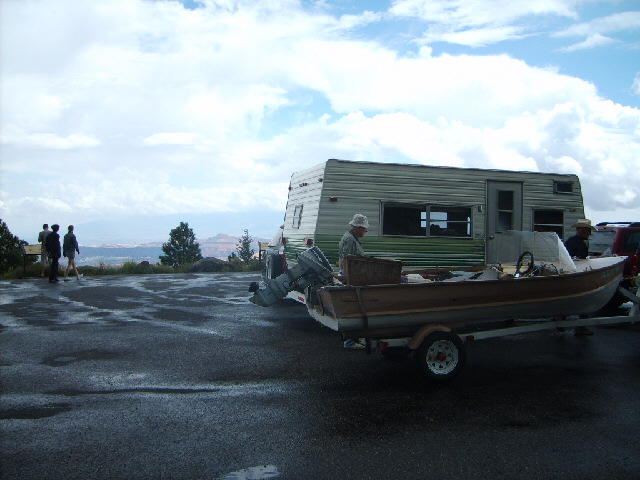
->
[[590, 222, 640, 307]]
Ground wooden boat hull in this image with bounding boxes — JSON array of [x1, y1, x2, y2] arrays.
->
[[307, 257, 625, 335]]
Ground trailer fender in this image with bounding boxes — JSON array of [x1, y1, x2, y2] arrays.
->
[[408, 325, 452, 350]]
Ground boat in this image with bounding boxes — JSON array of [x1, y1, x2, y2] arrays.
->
[[306, 255, 625, 338], [250, 231, 626, 338]]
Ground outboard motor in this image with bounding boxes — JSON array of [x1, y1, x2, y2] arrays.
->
[[249, 246, 334, 307]]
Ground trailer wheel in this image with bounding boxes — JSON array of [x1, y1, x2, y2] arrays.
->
[[414, 331, 466, 382]]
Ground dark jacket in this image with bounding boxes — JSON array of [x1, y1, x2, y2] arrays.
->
[[45, 232, 61, 259], [63, 233, 79, 257], [564, 235, 588, 259]]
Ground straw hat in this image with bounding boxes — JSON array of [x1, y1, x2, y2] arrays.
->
[[571, 219, 596, 231], [349, 214, 369, 229]]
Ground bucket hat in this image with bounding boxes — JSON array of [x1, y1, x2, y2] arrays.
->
[[349, 214, 369, 229]]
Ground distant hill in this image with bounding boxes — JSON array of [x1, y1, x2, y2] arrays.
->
[[78, 234, 267, 266]]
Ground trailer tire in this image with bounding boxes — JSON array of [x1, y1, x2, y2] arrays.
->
[[414, 331, 466, 382]]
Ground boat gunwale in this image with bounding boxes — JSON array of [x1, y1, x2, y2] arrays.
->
[[314, 257, 626, 321]]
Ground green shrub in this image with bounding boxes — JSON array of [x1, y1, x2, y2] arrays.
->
[[226, 255, 264, 272], [0, 257, 265, 280], [0, 219, 36, 275]]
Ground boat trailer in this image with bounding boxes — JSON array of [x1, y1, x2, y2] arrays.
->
[[370, 286, 639, 381], [249, 247, 639, 382]]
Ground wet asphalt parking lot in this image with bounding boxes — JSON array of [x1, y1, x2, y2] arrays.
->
[[1, 273, 639, 480]]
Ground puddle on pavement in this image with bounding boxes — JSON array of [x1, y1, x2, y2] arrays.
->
[[42, 349, 122, 366], [0, 404, 73, 419], [219, 465, 280, 479]]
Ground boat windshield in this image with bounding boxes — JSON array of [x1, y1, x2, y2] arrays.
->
[[589, 230, 615, 256], [494, 231, 576, 271]]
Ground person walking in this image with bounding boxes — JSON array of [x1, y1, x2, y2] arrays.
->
[[45, 224, 61, 283], [63, 225, 81, 281], [37, 224, 51, 278]]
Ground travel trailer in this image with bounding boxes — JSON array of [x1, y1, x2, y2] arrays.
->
[[264, 159, 586, 277]]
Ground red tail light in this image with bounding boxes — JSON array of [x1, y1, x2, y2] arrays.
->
[[631, 253, 639, 277], [280, 254, 288, 271]]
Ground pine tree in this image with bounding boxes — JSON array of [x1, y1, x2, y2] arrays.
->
[[0, 219, 29, 273], [236, 229, 254, 263], [160, 222, 203, 268]]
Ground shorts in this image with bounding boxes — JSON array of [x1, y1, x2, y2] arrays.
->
[[41, 253, 49, 264], [65, 250, 76, 260]]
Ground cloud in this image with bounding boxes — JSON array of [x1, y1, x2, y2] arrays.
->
[[143, 132, 203, 146], [558, 33, 617, 52], [435, 26, 527, 47], [3, 131, 102, 149], [389, 0, 578, 47], [1, 0, 639, 243], [555, 11, 640, 38], [389, 0, 577, 27], [554, 11, 640, 51], [633, 73, 640, 96]]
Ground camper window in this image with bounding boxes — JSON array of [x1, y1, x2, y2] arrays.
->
[[292, 204, 303, 228], [533, 210, 564, 237], [382, 203, 471, 237], [428, 206, 471, 237], [382, 204, 426, 236]]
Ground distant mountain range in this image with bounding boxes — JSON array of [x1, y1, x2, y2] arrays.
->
[[78, 234, 267, 266]]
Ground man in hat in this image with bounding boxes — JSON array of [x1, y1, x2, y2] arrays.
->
[[338, 214, 369, 273], [339, 214, 369, 349], [564, 219, 596, 259], [564, 219, 596, 335]]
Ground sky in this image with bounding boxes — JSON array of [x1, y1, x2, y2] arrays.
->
[[1, 0, 639, 246]]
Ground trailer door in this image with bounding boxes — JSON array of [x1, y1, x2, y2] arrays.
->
[[486, 181, 523, 263]]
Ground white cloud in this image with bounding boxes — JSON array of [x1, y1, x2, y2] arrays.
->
[[436, 26, 527, 47], [555, 11, 640, 38], [389, 0, 578, 47], [143, 132, 203, 146], [631, 73, 640, 97], [554, 11, 640, 51], [4, 131, 102, 149], [559, 33, 617, 52], [389, 0, 577, 27], [1, 0, 639, 242]]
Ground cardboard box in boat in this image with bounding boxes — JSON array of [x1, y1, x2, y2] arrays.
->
[[343, 255, 402, 286]]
